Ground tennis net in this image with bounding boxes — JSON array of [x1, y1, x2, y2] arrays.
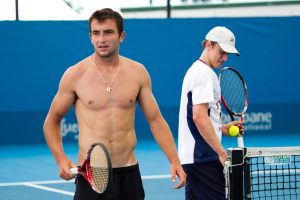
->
[[225, 147, 300, 200]]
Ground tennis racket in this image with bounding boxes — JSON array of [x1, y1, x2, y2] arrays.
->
[[219, 67, 248, 148], [70, 143, 112, 194]]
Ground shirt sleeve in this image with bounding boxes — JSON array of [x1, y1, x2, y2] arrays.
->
[[191, 69, 214, 105]]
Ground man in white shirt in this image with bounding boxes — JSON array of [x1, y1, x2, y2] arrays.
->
[[178, 26, 242, 200]]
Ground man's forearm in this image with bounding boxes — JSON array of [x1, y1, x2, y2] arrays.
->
[[43, 119, 66, 164], [150, 120, 180, 164]]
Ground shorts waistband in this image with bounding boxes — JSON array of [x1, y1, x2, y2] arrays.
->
[[112, 163, 139, 173]]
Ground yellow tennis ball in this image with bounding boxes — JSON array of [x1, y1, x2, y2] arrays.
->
[[229, 125, 239, 137]]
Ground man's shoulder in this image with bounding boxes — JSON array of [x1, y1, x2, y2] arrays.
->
[[190, 61, 214, 79], [74, 55, 92, 69], [121, 56, 147, 74], [186, 61, 208, 75], [66, 56, 92, 74], [60, 57, 91, 84], [121, 56, 143, 67]]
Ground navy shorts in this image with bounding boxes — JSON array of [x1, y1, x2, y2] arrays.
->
[[74, 163, 145, 200], [182, 161, 225, 200]]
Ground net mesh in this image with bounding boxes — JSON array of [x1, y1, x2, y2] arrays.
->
[[247, 154, 300, 199], [90, 145, 109, 193], [226, 147, 300, 200], [220, 68, 247, 114]]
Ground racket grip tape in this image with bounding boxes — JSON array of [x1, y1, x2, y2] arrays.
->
[[237, 135, 244, 148], [70, 167, 78, 175]]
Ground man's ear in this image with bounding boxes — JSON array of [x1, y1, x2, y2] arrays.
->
[[119, 31, 126, 43], [89, 32, 93, 45], [206, 40, 213, 48]]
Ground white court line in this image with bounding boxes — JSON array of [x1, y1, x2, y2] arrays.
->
[[142, 174, 171, 179], [0, 174, 171, 187], [0, 174, 171, 196], [23, 183, 74, 196], [0, 179, 73, 187]]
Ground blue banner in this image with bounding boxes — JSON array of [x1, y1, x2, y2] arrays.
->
[[1, 17, 300, 145]]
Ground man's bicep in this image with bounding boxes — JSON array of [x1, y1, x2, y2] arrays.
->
[[47, 77, 76, 123], [53, 68, 77, 114], [138, 86, 161, 122], [192, 103, 212, 135], [50, 91, 75, 119], [193, 103, 210, 121]]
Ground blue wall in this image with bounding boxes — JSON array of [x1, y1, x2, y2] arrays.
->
[[1, 17, 300, 144]]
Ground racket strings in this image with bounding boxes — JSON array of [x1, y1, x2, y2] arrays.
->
[[220, 70, 247, 114], [91, 167, 109, 192], [90, 145, 109, 193]]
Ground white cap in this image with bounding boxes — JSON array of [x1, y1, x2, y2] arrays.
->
[[205, 26, 239, 55]]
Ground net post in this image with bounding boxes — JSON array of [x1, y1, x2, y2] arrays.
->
[[243, 152, 251, 200], [227, 148, 245, 200]]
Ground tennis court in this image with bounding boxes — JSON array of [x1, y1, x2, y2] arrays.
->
[[0, 140, 183, 200], [1, 3, 300, 199], [0, 132, 299, 200]]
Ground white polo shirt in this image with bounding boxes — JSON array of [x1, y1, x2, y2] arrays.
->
[[178, 60, 222, 165]]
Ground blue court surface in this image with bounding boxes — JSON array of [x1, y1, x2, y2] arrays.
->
[[0, 132, 299, 200]]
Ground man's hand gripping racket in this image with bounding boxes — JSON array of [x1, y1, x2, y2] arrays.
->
[[219, 67, 248, 148], [70, 143, 112, 194]]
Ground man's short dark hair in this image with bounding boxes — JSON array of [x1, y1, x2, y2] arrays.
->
[[89, 8, 124, 36]]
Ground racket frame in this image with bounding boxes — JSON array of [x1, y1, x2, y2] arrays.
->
[[71, 142, 112, 194], [219, 67, 249, 148]]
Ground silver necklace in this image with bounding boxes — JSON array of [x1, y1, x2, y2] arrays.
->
[[95, 60, 120, 93]]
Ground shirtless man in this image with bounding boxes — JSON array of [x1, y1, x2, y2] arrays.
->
[[43, 8, 186, 200]]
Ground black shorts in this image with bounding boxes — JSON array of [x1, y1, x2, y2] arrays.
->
[[74, 163, 145, 200], [182, 161, 225, 200]]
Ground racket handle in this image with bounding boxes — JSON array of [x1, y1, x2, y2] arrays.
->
[[70, 167, 78, 175], [237, 135, 244, 148]]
